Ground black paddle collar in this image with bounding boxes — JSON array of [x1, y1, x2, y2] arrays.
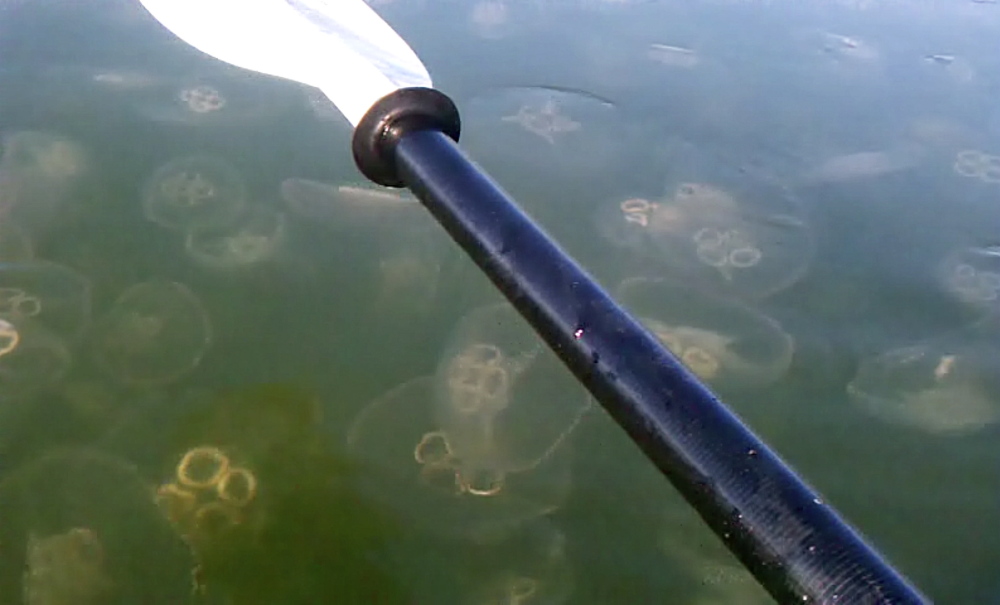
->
[[352, 87, 461, 187]]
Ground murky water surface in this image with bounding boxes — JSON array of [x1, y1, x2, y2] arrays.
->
[[0, 0, 998, 602]]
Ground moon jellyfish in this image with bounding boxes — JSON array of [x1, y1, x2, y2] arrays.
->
[[371, 223, 450, 318], [24, 527, 114, 604], [952, 149, 1000, 184], [154, 444, 260, 561], [0, 317, 17, 357], [847, 333, 1000, 436], [817, 31, 880, 64], [906, 116, 972, 151], [0, 130, 90, 188], [90, 280, 212, 387], [146, 383, 410, 601], [281, 178, 448, 315], [134, 74, 296, 125], [35, 65, 165, 95], [434, 303, 592, 474], [184, 204, 287, 271], [469, 1, 511, 40], [617, 277, 794, 391], [89, 68, 165, 92], [659, 502, 771, 605], [374, 251, 440, 314], [279, 177, 420, 228], [0, 260, 92, 339], [0, 449, 194, 603], [347, 376, 574, 538], [0, 131, 93, 236], [0, 316, 72, 404], [923, 54, 976, 85], [61, 379, 124, 430], [798, 147, 925, 185], [460, 520, 573, 605], [936, 245, 1000, 315], [647, 43, 700, 69], [177, 84, 226, 115], [461, 86, 624, 180], [142, 155, 247, 232], [499, 97, 581, 145], [597, 155, 814, 300]]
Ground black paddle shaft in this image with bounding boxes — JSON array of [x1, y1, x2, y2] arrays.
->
[[352, 87, 930, 604]]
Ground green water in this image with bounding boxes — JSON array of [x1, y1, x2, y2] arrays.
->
[[0, 0, 998, 602]]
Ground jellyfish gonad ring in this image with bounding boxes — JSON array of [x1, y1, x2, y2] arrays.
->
[[0, 319, 19, 357], [193, 501, 242, 536], [177, 446, 230, 489], [216, 466, 258, 507]]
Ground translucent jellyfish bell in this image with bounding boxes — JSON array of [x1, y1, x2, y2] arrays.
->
[[281, 178, 449, 316], [61, 379, 123, 430], [0, 317, 17, 357], [0, 449, 194, 603], [374, 250, 441, 314], [134, 73, 297, 126], [797, 147, 925, 186], [812, 31, 881, 67], [346, 376, 573, 539], [460, 520, 574, 605], [0, 316, 72, 404], [154, 444, 261, 558], [0, 260, 92, 339], [158, 82, 229, 121], [847, 332, 1000, 436], [35, 65, 165, 96], [906, 116, 972, 151], [0, 131, 93, 236], [461, 86, 625, 182], [950, 149, 1000, 185], [617, 277, 795, 391], [90, 280, 212, 387], [659, 494, 772, 605], [922, 53, 976, 85], [87, 67, 165, 92], [280, 179, 450, 318], [434, 303, 592, 474], [371, 223, 449, 318], [184, 204, 287, 271], [936, 245, 1000, 316], [0, 130, 90, 184], [279, 177, 421, 228], [647, 43, 700, 69], [135, 383, 409, 602], [142, 155, 247, 232], [469, 1, 511, 40], [487, 86, 587, 140], [596, 139, 815, 299]]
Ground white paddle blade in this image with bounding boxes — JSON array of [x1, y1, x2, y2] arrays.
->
[[137, 0, 432, 126]]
